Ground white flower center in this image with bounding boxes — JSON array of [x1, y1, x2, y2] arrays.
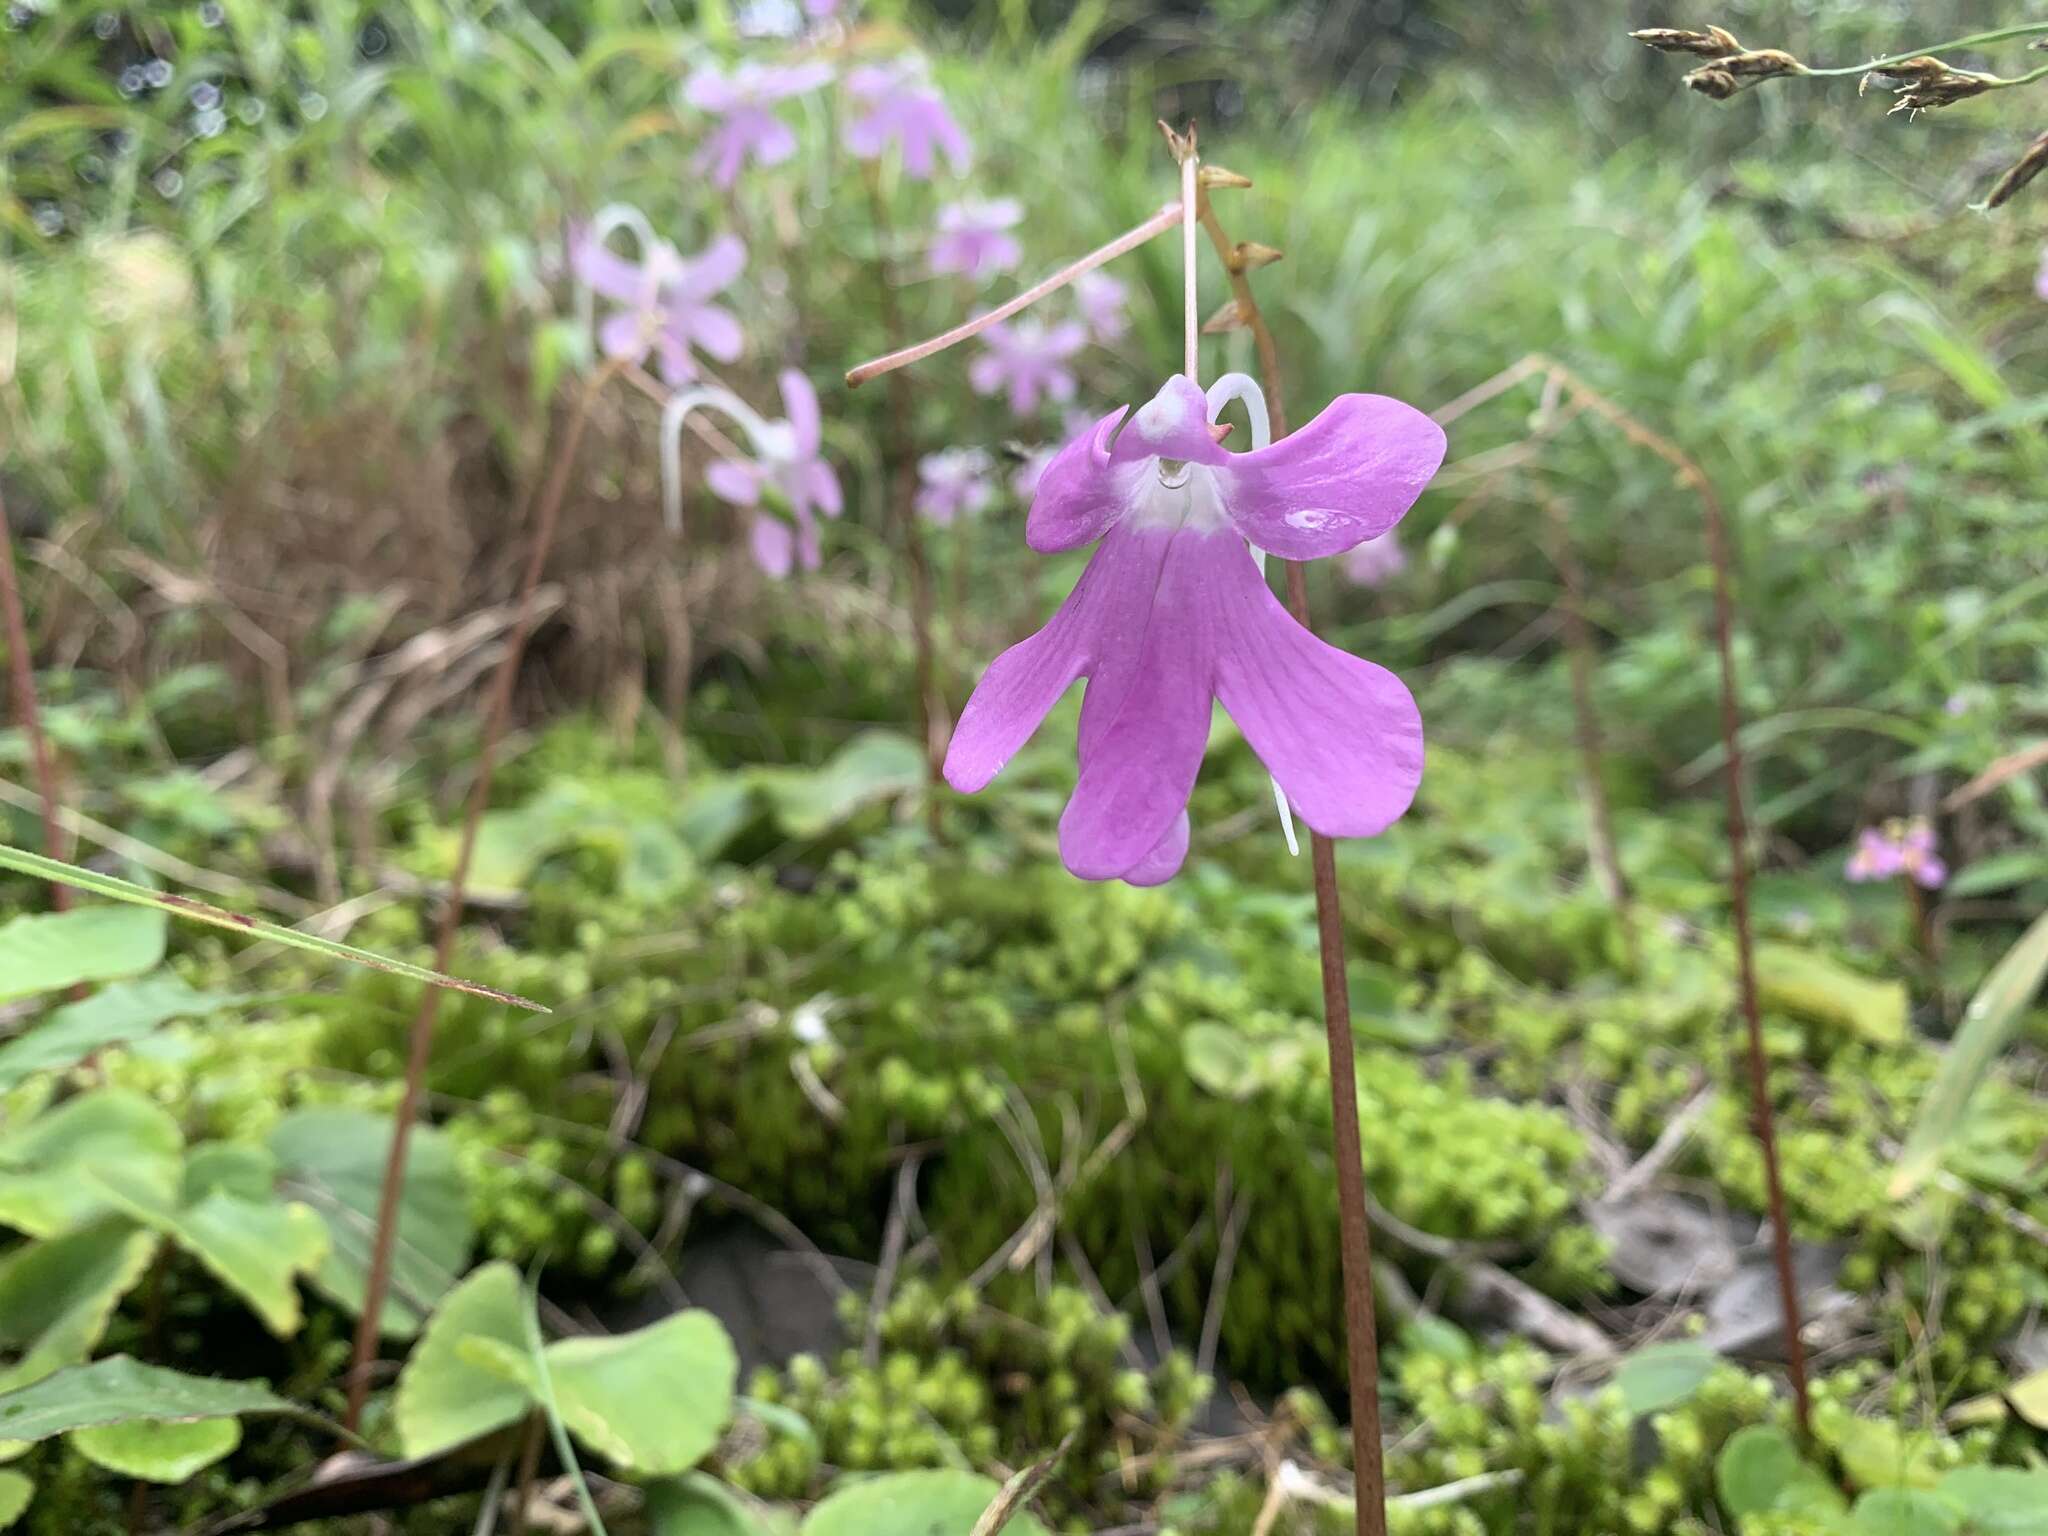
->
[[1127, 460, 1229, 535]]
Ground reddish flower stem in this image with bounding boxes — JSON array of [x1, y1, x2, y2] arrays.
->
[[1192, 170, 1387, 1536], [343, 361, 619, 1430], [0, 487, 69, 911]]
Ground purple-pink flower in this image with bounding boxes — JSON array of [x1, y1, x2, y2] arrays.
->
[[1846, 819, 1946, 889], [968, 317, 1085, 417], [570, 224, 747, 387], [929, 199, 1023, 282], [685, 60, 834, 187], [1011, 445, 1056, 502], [843, 59, 970, 180], [915, 448, 995, 525], [2036, 247, 2048, 303], [1341, 530, 1407, 588], [1075, 271, 1128, 343], [704, 369, 843, 579], [944, 375, 1446, 886]]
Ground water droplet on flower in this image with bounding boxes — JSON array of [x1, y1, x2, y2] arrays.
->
[[153, 167, 184, 198], [93, 11, 119, 38], [236, 96, 263, 124], [300, 91, 328, 121], [143, 57, 173, 88], [358, 19, 389, 56], [189, 81, 220, 110], [199, 0, 224, 24], [118, 65, 145, 94], [31, 203, 62, 236], [195, 106, 226, 137]]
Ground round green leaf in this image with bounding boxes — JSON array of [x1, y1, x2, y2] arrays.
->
[[0, 1470, 29, 1528], [1933, 1468, 2048, 1533], [393, 1263, 532, 1458], [544, 1310, 738, 1475], [1716, 1425, 1843, 1519], [1612, 1341, 1720, 1418], [1849, 1488, 1962, 1536], [648, 1473, 767, 1536], [800, 1470, 1049, 1536], [71, 1416, 240, 1482]]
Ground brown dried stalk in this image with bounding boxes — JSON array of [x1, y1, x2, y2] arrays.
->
[[343, 360, 621, 1429], [1444, 356, 1812, 1437], [0, 487, 69, 910]]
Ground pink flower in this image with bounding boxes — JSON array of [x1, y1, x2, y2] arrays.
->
[[570, 224, 747, 386], [2036, 247, 2048, 303], [1341, 531, 1407, 588], [1844, 826, 1903, 883], [1845, 820, 1947, 889], [1900, 820, 1947, 890], [915, 448, 995, 525], [704, 370, 843, 579], [944, 375, 1446, 885], [968, 317, 1085, 417], [1074, 271, 1128, 343], [929, 199, 1023, 282], [685, 60, 833, 187], [843, 59, 970, 180]]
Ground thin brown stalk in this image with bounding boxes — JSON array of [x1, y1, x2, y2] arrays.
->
[[0, 487, 69, 909], [1193, 166, 1388, 1536], [1539, 489, 1635, 965], [1488, 357, 1812, 1437], [859, 167, 946, 835], [343, 362, 619, 1430]]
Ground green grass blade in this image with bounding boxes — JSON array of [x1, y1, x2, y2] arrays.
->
[[1889, 909, 2048, 1199], [0, 844, 547, 1014]]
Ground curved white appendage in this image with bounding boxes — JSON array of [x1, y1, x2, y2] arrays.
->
[[659, 385, 793, 536], [1204, 373, 1298, 859], [574, 202, 662, 358]]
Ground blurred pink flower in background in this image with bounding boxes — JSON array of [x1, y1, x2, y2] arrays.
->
[[705, 369, 843, 578], [570, 224, 747, 386], [968, 317, 1085, 417], [685, 60, 834, 186], [1845, 819, 1946, 888], [1011, 444, 1057, 502], [844, 59, 970, 179], [1074, 271, 1128, 343], [916, 448, 995, 525], [1341, 530, 1407, 588], [929, 199, 1023, 282], [2036, 247, 2048, 301]]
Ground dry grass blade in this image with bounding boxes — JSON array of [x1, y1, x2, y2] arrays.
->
[[970, 1428, 1078, 1536]]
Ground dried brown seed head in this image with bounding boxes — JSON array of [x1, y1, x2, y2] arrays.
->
[[1630, 26, 1742, 58], [1985, 129, 2048, 209], [1683, 65, 1741, 100]]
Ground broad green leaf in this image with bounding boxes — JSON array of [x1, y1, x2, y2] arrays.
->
[[1755, 945, 1907, 1045], [1835, 1415, 1942, 1493], [648, 1474, 773, 1536], [1890, 911, 2048, 1199], [0, 1219, 157, 1394], [1849, 1488, 1962, 1536], [0, 905, 165, 1003], [1182, 1024, 1257, 1100], [182, 1143, 277, 1205], [0, 1472, 27, 1528], [1611, 1340, 1719, 1417], [0, 845, 546, 1012], [0, 1357, 310, 1440], [676, 779, 756, 859], [71, 1416, 240, 1482], [543, 1311, 737, 1475], [89, 1168, 327, 1337], [0, 1091, 182, 1238], [0, 974, 229, 1090], [801, 1470, 1049, 1536], [754, 731, 925, 839], [2006, 1366, 2048, 1431], [1934, 1467, 2048, 1532], [1716, 1425, 1843, 1520], [269, 1108, 472, 1339], [393, 1262, 532, 1458]]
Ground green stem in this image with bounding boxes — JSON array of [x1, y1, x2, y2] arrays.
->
[[1803, 23, 2048, 76]]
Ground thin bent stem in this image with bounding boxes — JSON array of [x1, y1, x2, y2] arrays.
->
[[1180, 147, 1200, 380], [845, 199, 1183, 388], [0, 488, 69, 911], [1803, 23, 2048, 76], [343, 361, 620, 1430], [1196, 180, 1388, 1536], [859, 166, 946, 837]]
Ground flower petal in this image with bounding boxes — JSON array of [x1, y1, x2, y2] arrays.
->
[[1112, 376, 1230, 467], [1204, 534, 1423, 837], [684, 303, 745, 363], [1221, 394, 1446, 559], [706, 459, 761, 505], [806, 461, 843, 518], [683, 233, 747, 297], [750, 514, 795, 578], [781, 369, 821, 456], [1026, 407, 1132, 552], [596, 309, 645, 362], [1059, 533, 1214, 881], [571, 228, 646, 303], [1120, 812, 1190, 887]]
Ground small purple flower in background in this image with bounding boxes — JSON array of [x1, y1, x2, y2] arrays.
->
[[916, 448, 995, 525], [1074, 271, 1128, 343], [945, 374, 1445, 885], [968, 317, 1085, 417], [929, 199, 1023, 282], [1011, 444, 1056, 502], [570, 224, 748, 386], [685, 59, 833, 187], [2036, 246, 2048, 302], [1845, 819, 1946, 889], [844, 59, 970, 179], [704, 369, 843, 579], [1341, 530, 1407, 588], [1944, 691, 1970, 717]]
